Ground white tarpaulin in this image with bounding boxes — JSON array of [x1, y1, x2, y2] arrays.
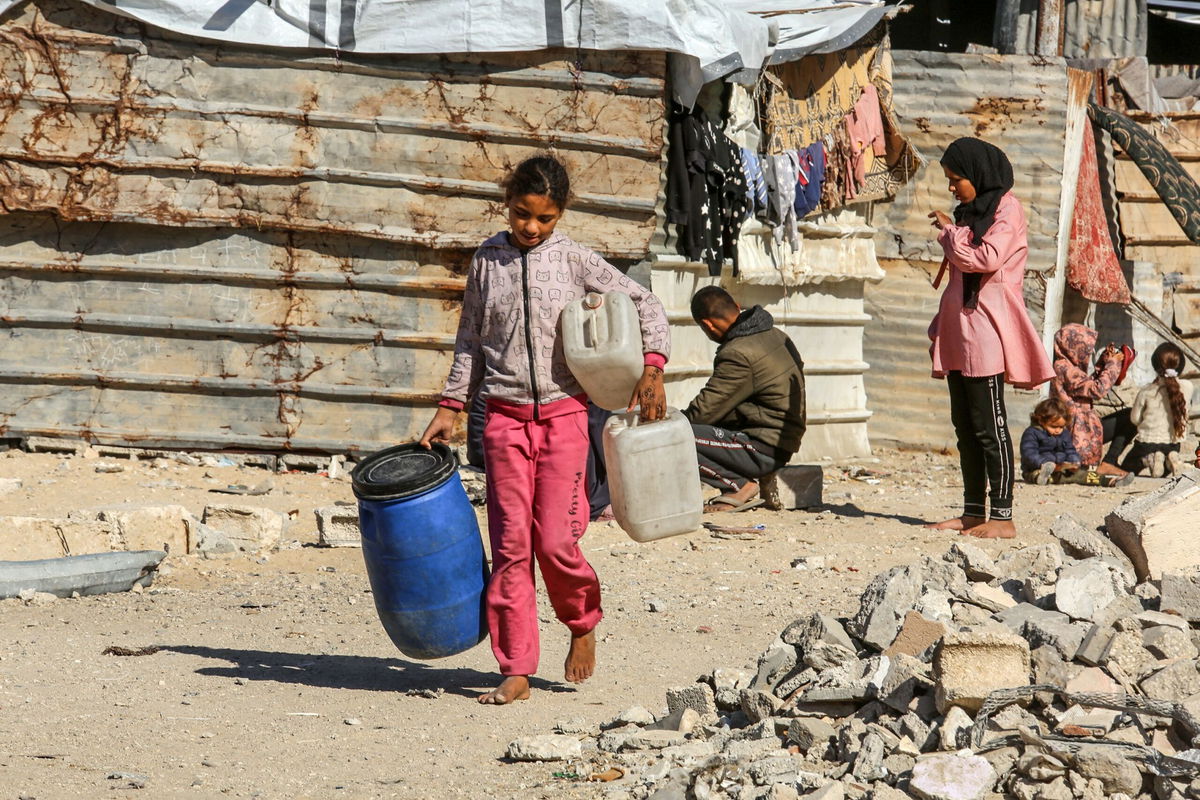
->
[[0, 0, 892, 105]]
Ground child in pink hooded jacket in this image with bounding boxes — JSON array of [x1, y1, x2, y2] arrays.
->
[[926, 137, 1054, 540], [420, 155, 670, 705]]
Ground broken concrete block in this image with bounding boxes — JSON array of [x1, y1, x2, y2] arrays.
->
[[200, 504, 284, 553], [190, 520, 236, 559], [851, 732, 887, 782], [994, 603, 1070, 636], [1106, 471, 1200, 582], [849, 559, 967, 651], [1055, 559, 1130, 621], [1066, 667, 1120, 695], [1023, 614, 1087, 660], [786, 717, 835, 752], [1143, 626, 1198, 661], [781, 612, 858, 654], [752, 639, 799, 693], [621, 729, 689, 751], [910, 751, 997, 800], [92, 504, 191, 554], [740, 689, 783, 723], [1101, 630, 1159, 682], [1030, 646, 1079, 688], [1161, 570, 1200, 623], [994, 544, 1064, 584], [0, 516, 71, 560], [506, 734, 582, 761], [646, 707, 700, 734], [1070, 743, 1145, 795], [968, 582, 1017, 611], [1050, 513, 1127, 563], [315, 505, 360, 547], [884, 611, 947, 660], [761, 465, 822, 510], [665, 683, 717, 718], [934, 629, 1031, 713], [57, 518, 121, 556], [1075, 624, 1117, 667], [1056, 704, 1119, 735], [878, 653, 932, 712], [1141, 661, 1200, 702], [938, 705, 973, 750], [944, 541, 998, 582]]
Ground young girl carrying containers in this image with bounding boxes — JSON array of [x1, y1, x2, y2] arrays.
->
[[419, 155, 670, 705]]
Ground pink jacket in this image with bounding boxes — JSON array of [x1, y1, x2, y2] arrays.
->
[[928, 192, 1054, 389], [440, 231, 670, 413]]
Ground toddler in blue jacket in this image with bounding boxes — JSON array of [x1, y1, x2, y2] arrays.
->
[[1020, 398, 1081, 485]]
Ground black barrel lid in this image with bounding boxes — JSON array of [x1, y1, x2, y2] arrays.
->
[[351, 442, 458, 501]]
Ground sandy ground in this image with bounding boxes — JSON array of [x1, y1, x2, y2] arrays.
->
[[0, 445, 1175, 799]]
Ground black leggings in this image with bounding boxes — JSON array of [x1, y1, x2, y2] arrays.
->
[[1101, 408, 1138, 466], [947, 372, 1014, 521]]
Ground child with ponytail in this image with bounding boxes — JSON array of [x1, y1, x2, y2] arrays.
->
[[1124, 342, 1193, 477]]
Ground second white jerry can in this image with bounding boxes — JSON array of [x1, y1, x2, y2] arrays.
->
[[602, 408, 702, 543], [561, 292, 644, 411]]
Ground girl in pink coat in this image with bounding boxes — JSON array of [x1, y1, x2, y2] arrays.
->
[[926, 137, 1054, 539]]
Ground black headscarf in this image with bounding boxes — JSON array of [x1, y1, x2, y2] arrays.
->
[[939, 137, 1014, 245], [939, 138, 1013, 308]]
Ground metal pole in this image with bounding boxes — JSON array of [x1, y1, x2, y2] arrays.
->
[[1035, 0, 1064, 56], [994, 0, 1021, 54]]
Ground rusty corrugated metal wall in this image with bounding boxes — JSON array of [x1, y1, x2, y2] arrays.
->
[[865, 52, 1084, 449], [0, 1, 667, 452], [1004, 0, 1147, 58]]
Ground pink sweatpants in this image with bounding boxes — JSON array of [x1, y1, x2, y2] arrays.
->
[[482, 406, 602, 676]]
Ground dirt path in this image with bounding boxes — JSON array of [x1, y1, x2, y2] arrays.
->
[[0, 447, 1147, 799]]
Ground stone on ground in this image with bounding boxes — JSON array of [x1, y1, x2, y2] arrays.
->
[[909, 752, 997, 800], [200, 504, 284, 552], [1054, 559, 1129, 621], [506, 734, 582, 761], [934, 629, 1031, 713], [1105, 470, 1200, 582]]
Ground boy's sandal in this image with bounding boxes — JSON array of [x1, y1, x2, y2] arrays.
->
[[703, 495, 766, 513]]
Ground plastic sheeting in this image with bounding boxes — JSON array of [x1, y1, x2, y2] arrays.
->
[[0, 0, 892, 107]]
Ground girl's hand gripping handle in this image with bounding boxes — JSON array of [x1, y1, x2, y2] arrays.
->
[[419, 407, 459, 449], [628, 365, 666, 422]]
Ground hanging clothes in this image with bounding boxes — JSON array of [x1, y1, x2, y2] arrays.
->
[[741, 147, 768, 214], [793, 142, 826, 220], [763, 151, 800, 252], [843, 84, 886, 200], [823, 128, 850, 209], [1067, 128, 1130, 304], [665, 104, 750, 276]]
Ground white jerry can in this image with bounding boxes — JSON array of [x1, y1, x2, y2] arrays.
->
[[561, 291, 644, 411], [602, 408, 702, 542]]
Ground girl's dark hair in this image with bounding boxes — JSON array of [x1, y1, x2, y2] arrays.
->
[[1151, 342, 1188, 439], [502, 155, 571, 210], [1030, 397, 1071, 427]]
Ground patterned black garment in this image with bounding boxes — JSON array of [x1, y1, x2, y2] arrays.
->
[[1089, 102, 1200, 245], [666, 104, 751, 276]]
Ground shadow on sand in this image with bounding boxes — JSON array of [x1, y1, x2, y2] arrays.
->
[[817, 502, 927, 527], [163, 645, 567, 699]]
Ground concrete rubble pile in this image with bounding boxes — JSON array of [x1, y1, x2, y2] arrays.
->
[[509, 471, 1200, 800]]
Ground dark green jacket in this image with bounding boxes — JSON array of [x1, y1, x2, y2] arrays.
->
[[683, 306, 806, 454]]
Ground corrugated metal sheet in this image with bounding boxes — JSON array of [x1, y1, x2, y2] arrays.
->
[[0, 2, 664, 259], [867, 52, 1087, 448], [874, 51, 1073, 273], [0, 0, 667, 453], [1006, 0, 1147, 58]]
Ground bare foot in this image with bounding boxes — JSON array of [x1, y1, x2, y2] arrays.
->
[[923, 515, 985, 531], [564, 630, 596, 684], [1096, 462, 1127, 478], [963, 519, 1016, 539], [477, 676, 530, 705]]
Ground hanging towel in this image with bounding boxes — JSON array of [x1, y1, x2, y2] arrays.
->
[[1067, 128, 1130, 304], [763, 151, 800, 252]]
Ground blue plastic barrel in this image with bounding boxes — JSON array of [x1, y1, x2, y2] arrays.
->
[[351, 443, 489, 659]]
